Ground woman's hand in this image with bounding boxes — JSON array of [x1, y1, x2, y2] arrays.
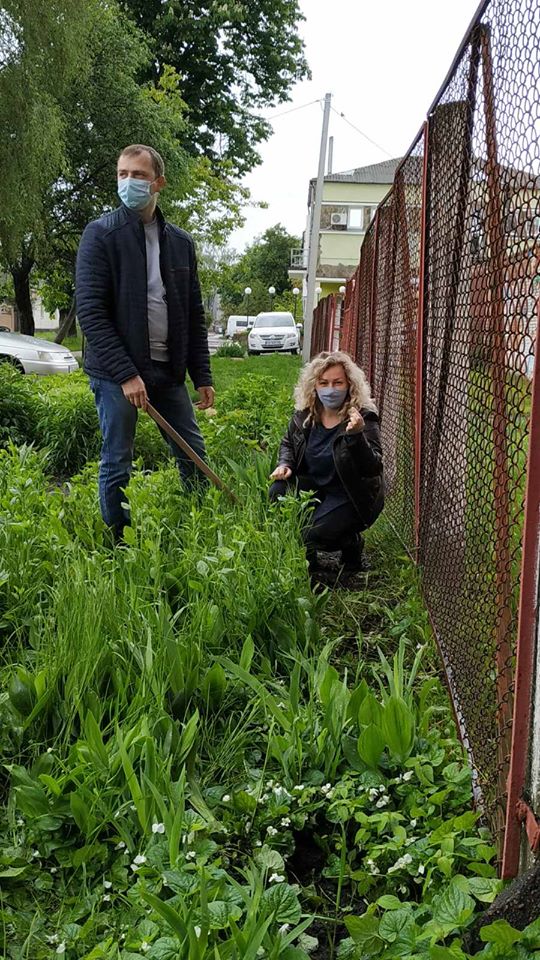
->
[[346, 409, 365, 434], [270, 465, 293, 480]]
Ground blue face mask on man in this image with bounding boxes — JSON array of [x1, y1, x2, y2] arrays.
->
[[117, 177, 154, 211], [316, 387, 348, 410]]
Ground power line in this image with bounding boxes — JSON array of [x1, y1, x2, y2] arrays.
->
[[262, 98, 322, 121], [330, 106, 393, 159]]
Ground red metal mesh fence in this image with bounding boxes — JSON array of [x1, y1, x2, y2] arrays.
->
[[309, 0, 540, 874]]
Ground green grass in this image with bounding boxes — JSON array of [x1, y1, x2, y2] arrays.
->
[[36, 328, 83, 353], [0, 354, 527, 959]]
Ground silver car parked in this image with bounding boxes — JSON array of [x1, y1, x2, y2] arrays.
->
[[0, 330, 79, 375]]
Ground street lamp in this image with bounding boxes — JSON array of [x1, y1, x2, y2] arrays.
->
[[338, 285, 346, 295], [244, 286, 252, 325], [315, 285, 322, 304], [292, 286, 300, 321], [268, 285, 276, 309]]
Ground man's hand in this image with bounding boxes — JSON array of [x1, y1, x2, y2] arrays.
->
[[196, 385, 215, 410], [122, 375, 148, 409], [270, 465, 292, 480], [346, 408, 365, 434]]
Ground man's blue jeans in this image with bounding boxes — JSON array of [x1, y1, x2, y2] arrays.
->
[[90, 363, 207, 536]]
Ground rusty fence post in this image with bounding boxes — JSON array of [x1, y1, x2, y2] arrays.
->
[[501, 301, 540, 878], [369, 210, 380, 390], [415, 121, 430, 557], [479, 22, 514, 850]]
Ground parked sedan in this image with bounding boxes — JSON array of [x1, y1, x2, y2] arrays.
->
[[0, 330, 79, 375]]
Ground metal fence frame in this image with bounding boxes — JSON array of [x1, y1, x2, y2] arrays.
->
[[310, 0, 540, 877]]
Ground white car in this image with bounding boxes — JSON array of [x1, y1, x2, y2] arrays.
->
[[0, 330, 79, 375], [248, 312, 300, 355]]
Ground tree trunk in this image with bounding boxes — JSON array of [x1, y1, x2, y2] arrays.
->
[[10, 255, 35, 336], [54, 297, 77, 343]]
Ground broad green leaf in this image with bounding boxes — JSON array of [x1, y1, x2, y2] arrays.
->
[[147, 938, 180, 960], [376, 895, 403, 910], [357, 723, 386, 769], [381, 696, 415, 762], [254, 845, 285, 873], [200, 663, 226, 707], [466, 877, 501, 903], [0, 866, 27, 878], [239, 635, 254, 672], [432, 883, 475, 931], [358, 692, 383, 727], [480, 920, 523, 946], [345, 910, 381, 950], [430, 946, 467, 959], [70, 792, 89, 835], [261, 883, 302, 925], [207, 899, 242, 929], [379, 908, 414, 944]]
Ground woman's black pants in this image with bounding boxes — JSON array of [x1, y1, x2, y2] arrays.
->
[[269, 479, 364, 565]]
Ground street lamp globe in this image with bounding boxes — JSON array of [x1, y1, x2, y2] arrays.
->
[[292, 286, 300, 296], [268, 286, 276, 296], [244, 286, 252, 296], [315, 286, 322, 297], [339, 285, 346, 295]]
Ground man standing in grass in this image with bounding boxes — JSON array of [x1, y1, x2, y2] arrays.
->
[[76, 144, 214, 541]]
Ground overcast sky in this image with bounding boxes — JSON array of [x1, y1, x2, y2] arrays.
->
[[229, 0, 480, 250]]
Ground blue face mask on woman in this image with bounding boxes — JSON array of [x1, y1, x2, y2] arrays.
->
[[316, 387, 348, 410], [117, 177, 154, 211]]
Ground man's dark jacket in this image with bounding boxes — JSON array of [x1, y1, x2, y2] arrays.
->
[[277, 408, 384, 529], [75, 204, 212, 387]]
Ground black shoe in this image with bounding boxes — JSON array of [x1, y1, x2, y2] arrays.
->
[[340, 534, 367, 571]]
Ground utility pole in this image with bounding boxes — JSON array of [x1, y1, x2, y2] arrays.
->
[[303, 92, 332, 361]]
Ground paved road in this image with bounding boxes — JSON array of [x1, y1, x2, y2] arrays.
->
[[207, 333, 224, 355], [74, 334, 225, 360]]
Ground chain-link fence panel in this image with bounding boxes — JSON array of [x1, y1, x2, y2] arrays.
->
[[418, 4, 538, 853]]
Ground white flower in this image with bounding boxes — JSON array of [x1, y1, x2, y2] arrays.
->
[[375, 796, 389, 808], [255, 840, 262, 846], [418, 864, 425, 875], [269, 873, 285, 883], [222, 794, 231, 802], [152, 821, 165, 834], [266, 826, 278, 836], [366, 858, 380, 875], [402, 771, 413, 782], [30, 849, 40, 860], [293, 784, 305, 792], [16, 817, 24, 827], [321, 783, 333, 796], [410, 819, 417, 828], [186, 850, 196, 861], [56, 945, 66, 956], [280, 817, 291, 827], [46, 934, 59, 945], [133, 854, 146, 865], [368, 788, 379, 801], [141, 942, 150, 953], [103, 880, 112, 889], [388, 853, 413, 874], [279, 923, 290, 934], [115, 840, 126, 850], [47, 746, 53, 753], [194, 926, 202, 938], [102, 894, 111, 902], [50, 867, 57, 874]]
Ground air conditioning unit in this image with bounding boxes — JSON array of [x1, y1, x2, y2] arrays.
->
[[330, 212, 347, 229]]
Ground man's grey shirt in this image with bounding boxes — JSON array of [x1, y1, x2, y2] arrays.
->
[[144, 218, 169, 361]]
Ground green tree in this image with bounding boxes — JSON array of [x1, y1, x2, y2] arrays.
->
[[0, 0, 96, 333], [119, 0, 310, 177], [219, 223, 300, 317]]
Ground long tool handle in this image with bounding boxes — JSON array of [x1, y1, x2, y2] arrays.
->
[[146, 402, 238, 503]]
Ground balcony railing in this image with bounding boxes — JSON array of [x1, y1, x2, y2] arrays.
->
[[290, 248, 307, 269]]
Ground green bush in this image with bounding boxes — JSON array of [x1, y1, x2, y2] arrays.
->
[[215, 340, 246, 358]]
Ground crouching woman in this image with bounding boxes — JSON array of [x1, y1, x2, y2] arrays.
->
[[269, 351, 384, 573]]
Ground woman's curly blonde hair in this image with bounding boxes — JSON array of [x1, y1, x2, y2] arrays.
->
[[294, 351, 377, 425]]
